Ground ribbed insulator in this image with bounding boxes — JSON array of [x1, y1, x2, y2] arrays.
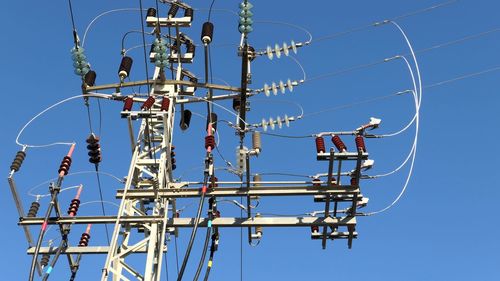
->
[[170, 146, 176, 170], [58, 156, 72, 176], [315, 137, 325, 153], [184, 8, 194, 19], [206, 113, 218, 132], [331, 135, 347, 152], [147, 8, 157, 17], [67, 198, 80, 216], [311, 225, 319, 233], [161, 97, 170, 111], [201, 22, 214, 44], [84, 70, 97, 87], [123, 98, 133, 111], [209, 176, 218, 189], [86, 134, 102, 164], [141, 96, 156, 110], [40, 254, 50, 267], [355, 135, 366, 152], [205, 135, 216, 150], [168, 4, 180, 17], [118, 56, 133, 79], [180, 109, 192, 130], [252, 131, 262, 152], [27, 201, 40, 217], [10, 151, 26, 172], [78, 233, 90, 247], [312, 178, 321, 187]]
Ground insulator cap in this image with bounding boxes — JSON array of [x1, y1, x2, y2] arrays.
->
[[252, 131, 261, 152], [206, 113, 218, 132], [168, 4, 180, 17], [118, 56, 133, 79], [84, 70, 97, 87], [180, 109, 192, 130], [205, 135, 216, 150], [27, 201, 40, 217], [161, 97, 171, 111], [123, 97, 134, 111], [331, 135, 347, 152], [201, 22, 214, 44], [141, 96, 156, 110], [147, 8, 157, 17], [355, 135, 367, 152], [10, 151, 26, 172], [315, 137, 326, 153]]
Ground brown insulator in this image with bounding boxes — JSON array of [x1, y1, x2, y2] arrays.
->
[[78, 233, 90, 247], [67, 198, 81, 216], [350, 177, 358, 186], [84, 70, 97, 87], [168, 4, 180, 17], [58, 156, 72, 175], [123, 97, 134, 111], [161, 97, 170, 111], [331, 135, 347, 152], [184, 8, 194, 19], [311, 225, 319, 233], [180, 109, 192, 130], [209, 176, 218, 189], [355, 135, 366, 152], [10, 151, 26, 172], [205, 135, 216, 150], [141, 96, 156, 110], [315, 137, 325, 153], [86, 134, 102, 164], [27, 201, 40, 217], [40, 254, 50, 267], [201, 22, 214, 44], [147, 8, 157, 17], [312, 178, 322, 187], [186, 41, 196, 55], [118, 56, 133, 79]]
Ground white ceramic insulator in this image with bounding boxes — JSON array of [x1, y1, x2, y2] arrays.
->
[[269, 117, 275, 130], [275, 43, 281, 58], [291, 40, 297, 54], [252, 131, 262, 152], [283, 42, 289, 56], [266, 46, 273, 60], [236, 146, 248, 171], [277, 116, 283, 128], [279, 80, 285, 93], [262, 118, 268, 131], [287, 79, 294, 92], [271, 82, 278, 95], [263, 83, 270, 97], [284, 114, 290, 127]]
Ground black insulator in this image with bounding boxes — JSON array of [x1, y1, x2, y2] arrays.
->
[[84, 70, 97, 87], [201, 22, 214, 44], [350, 177, 358, 186], [147, 8, 157, 17], [10, 151, 26, 172], [355, 135, 367, 152], [123, 97, 134, 111], [209, 176, 218, 189], [40, 254, 50, 267], [141, 96, 156, 110], [67, 198, 81, 216], [168, 4, 180, 17], [332, 135, 347, 152], [118, 56, 133, 78], [311, 225, 319, 233], [179, 109, 192, 130], [315, 137, 326, 153], [86, 134, 102, 164], [58, 156, 72, 175], [184, 8, 194, 19], [78, 233, 91, 247], [205, 135, 216, 150], [232, 98, 241, 111], [170, 147, 176, 170], [206, 113, 218, 132], [27, 201, 40, 217], [186, 41, 196, 55], [161, 97, 171, 111]]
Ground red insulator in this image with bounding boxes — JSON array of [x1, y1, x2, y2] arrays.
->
[[311, 225, 319, 233], [350, 177, 358, 186], [312, 178, 322, 187], [123, 98, 134, 111], [315, 137, 326, 153], [205, 135, 216, 150], [355, 135, 366, 152], [58, 156, 72, 175], [78, 233, 90, 247], [86, 134, 102, 164], [209, 176, 218, 188], [161, 97, 171, 111], [67, 198, 81, 216], [331, 135, 347, 152], [141, 96, 156, 110]]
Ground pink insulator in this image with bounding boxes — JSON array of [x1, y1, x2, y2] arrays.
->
[[315, 137, 326, 153], [331, 135, 346, 152], [141, 96, 156, 110], [355, 135, 366, 152], [161, 97, 171, 111], [123, 98, 134, 111]]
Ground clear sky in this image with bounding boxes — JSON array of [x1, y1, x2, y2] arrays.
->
[[1, 0, 499, 280]]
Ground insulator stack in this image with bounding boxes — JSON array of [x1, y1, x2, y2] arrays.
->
[[168, 4, 180, 17], [311, 225, 319, 233], [67, 198, 80, 217], [71, 47, 90, 76], [179, 109, 192, 130], [146, 8, 157, 17], [238, 2, 254, 34], [206, 113, 218, 132], [255, 213, 263, 236], [78, 233, 90, 247], [84, 70, 97, 87], [315, 137, 325, 153], [170, 146, 176, 170], [312, 178, 322, 187], [122, 97, 133, 111], [266, 40, 298, 60], [27, 201, 40, 217], [58, 156, 72, 176], [118, 56, 133, 80], [141, 96, 156, 110], [40, 254, 50, 267], [201, 22, 214, 44], [184, 8, 194, 19], [205, 135, 216, 150], [209, 176, 218, 189], [252, 131, 261, 152], [263, 79, 295, 96], [10, 150, 26, 172], [153, 38, 169, 68], [331, 135, 347, 152], [355, 135, 367, 152], [161, 97, 170, 111], [261, 115, 292, 131], [86, 134, 102, 164]]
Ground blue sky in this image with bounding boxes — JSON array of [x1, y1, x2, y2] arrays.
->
[[1, 0, 499, 280]]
